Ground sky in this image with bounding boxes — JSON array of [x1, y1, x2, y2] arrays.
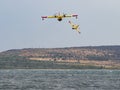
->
[[0, 0, 120, 52]]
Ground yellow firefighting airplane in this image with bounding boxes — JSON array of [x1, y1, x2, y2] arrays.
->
[[41, 13, 78, 21], [69, 21, 80, 34]]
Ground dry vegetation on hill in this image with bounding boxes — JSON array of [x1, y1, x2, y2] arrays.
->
[[0, 46, 120, 69]]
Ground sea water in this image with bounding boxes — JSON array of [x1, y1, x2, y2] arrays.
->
[[0, 69, 120, 90]]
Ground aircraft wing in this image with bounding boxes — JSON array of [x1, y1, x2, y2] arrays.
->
[[76, 27, 80, 34], [41, 15, 57, 20], [47, 16, 57, 18], [63, 15, 72, 18], [63, 14, 78, 18]]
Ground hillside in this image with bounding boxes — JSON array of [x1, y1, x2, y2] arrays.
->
[[0, 45, 120, 69]]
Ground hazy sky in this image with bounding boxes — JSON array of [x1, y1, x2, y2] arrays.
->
[[0, 0, 120, 51]]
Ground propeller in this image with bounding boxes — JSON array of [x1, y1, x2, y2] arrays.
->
[[63, 13, 66, 17], [54, 13, 57, 17]]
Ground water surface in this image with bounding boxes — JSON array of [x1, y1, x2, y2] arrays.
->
[[0, 69, 120, 90]]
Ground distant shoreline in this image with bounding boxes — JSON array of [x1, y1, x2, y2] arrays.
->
[[0, 45, 120, 69]]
